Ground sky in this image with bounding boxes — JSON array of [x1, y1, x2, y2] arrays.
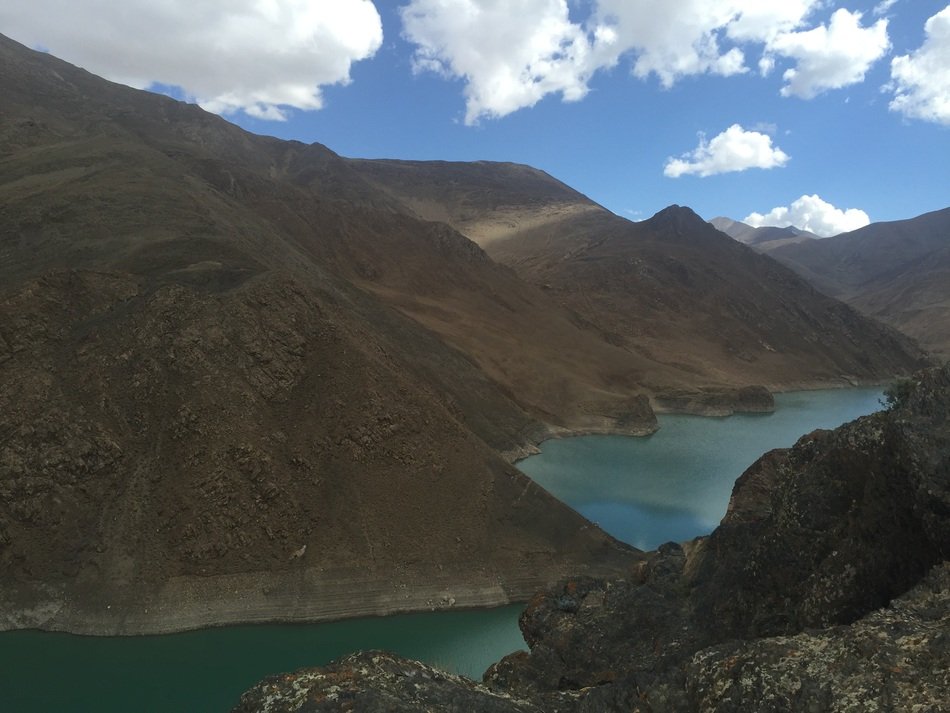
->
[[2, 0, 949, 236]]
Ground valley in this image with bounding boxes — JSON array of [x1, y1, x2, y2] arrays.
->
[[0, 28, 946, 713]]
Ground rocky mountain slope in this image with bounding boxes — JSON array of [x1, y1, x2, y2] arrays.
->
[[0, 33, 643, 633], [353, 159, 926, 393], [235, 363, 950, 712], [765, 208, 950, 358]]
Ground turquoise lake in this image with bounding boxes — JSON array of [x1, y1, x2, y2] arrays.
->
[[518, 387, 885, 550], [0, 387, 883, 711]]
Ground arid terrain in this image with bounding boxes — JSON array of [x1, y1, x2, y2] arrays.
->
[[0, 32, 931, 633], [715, 210, 950, 359], [765, 208, 950, 359]]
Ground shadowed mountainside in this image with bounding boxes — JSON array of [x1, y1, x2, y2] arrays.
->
[[764, 208, 950, 358], [0, 33, 644, 633], [351, 159, 926, 394]]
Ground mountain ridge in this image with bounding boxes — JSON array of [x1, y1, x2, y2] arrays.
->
[[350, 157, 925, 391], [0, 33, 645, 633]]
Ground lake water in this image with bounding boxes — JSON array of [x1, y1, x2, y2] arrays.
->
[[0, 387, 883, 711], [0, 605, 525, 712], [518, 387, 885, 550]]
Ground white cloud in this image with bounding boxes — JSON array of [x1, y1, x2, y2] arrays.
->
[[889, 5, 950, 125], [400, 1, 894, 123], [592, 0, 745, 88], [874, 0, 900, 17], [767, 9, 890, 99], [664, 124, 789, 178], [400, 0, 595, 124], [0, 0, 383, 120], [580, 1, 821, 88], [743, 195, 870, 237]]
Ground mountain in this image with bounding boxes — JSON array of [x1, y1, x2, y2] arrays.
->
[[0, 33, 927, 634], [351, 159, 925, 393], [235, 364, 950, 711], [709, 216, 818, 249], [0, 33, 642, 633], [766, 208, 950, 357]]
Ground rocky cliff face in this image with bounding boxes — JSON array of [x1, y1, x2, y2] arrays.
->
[[235, 364, 950, 711]]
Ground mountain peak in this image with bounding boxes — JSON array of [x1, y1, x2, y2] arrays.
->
[[646, 204, 714, 236]]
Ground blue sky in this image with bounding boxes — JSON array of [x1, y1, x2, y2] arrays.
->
[[2, 1, 948, 235]]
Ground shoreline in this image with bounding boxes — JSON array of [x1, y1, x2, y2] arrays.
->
[[0, 556, 641, 637], [1, 381, 892, 638], [506, 378, 891, 464]]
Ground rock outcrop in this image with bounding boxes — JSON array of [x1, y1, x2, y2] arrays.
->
[[235, 364, 950, 711], [653, 385, 775, 416]]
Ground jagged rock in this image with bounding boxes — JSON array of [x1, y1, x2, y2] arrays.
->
[[232, 651, 543, 713], [486, 366, 950, 706], [686, 563, 950, 712], [653, 385, 775, 416]]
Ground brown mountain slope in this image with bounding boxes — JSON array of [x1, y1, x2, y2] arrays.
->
[[351, 159, 927, 393], [0, 34, 643, 633], [767, 208, 950, 357]]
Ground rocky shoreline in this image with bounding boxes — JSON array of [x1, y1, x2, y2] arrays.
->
[[234, 364, 950, 712], [1, 556, 642, 637]]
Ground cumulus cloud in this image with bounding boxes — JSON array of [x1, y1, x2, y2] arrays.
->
[[664, 124, 789, 178], [592, 0, 745, 88], [743, 195, 870, 237], [889, 5, 950, 125], [0, 0, 383, 120], [400, 1, 827, 123], [400, 1, 895, 122], [400, 0, 595, 124], [767, 9, 891, 99]]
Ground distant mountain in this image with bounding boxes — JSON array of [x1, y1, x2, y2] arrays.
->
[[767, 208, 950, 357], [709, 216, 818, 249], [354, 159, 925, 393]]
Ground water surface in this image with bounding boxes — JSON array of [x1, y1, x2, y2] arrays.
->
[[0, 605, 524, 712], [518, 387, 884, 550]]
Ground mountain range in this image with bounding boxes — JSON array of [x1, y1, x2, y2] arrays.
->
[[715, 211, 950, 358], [0, 33, 930, 633]]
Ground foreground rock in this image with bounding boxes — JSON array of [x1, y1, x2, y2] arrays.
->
[[233, 651, 543, 713], [236, 364, 950, 711], [687, 563, 950, 712]]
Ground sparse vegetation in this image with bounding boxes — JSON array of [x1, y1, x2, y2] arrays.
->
[[882, 377, 916, 410]]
